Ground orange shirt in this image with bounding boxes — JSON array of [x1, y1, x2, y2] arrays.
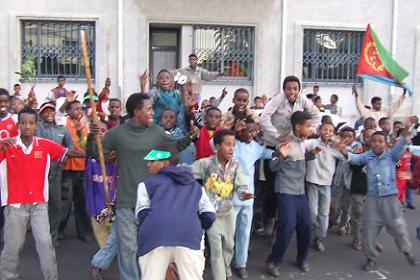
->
[[63, 117, 88, 171]]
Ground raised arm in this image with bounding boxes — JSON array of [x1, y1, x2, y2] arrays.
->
[[353, 84, 370, 119], [384, 90, 406, 117]]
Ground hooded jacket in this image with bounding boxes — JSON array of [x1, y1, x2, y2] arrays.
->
[[135, 165, 215, 256]]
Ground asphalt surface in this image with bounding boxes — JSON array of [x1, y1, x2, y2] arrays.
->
[[2, 195, 419, 280]]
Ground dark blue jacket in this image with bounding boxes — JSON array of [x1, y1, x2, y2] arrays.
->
[[135, 165, 215, 256]]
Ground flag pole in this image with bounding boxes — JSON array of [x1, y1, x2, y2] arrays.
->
[[80, 30, 111, 208]]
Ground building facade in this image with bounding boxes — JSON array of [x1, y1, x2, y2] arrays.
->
[[1, 0, 419, 121]]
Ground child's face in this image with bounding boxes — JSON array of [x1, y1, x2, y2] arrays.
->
[[41, 108, 56, 124], [108, 101, 122, 118], [136, 99, 154, 127], [284, 81, 300, 103], [160, 110, 176, 131], [14, 85, 21, 94], [18, 113, 37, 138], [254, 99, 264, 109], [216, 135, 235, 162], [362, 129, 375, 147], [314, 99, 322, 109], [393, 123, 402, 132], [68, 102, 82, 120], [0, 95, 10, 116], [239, 123, 260, 143], [99, 122, 108, 139], [295, 119, 312, 138], [319, 123, 335, 142], [380, 120, 392, 133], [340, 131, 355, 146], [147, 159, 168, 176], [370, 134, 386, 155], [205, 109, 221, 129], [233, 92, 249, 113], [11, 99, 23, 114], [364, 120, 377, 130], [330, 95, 337, 104], [157, 72, 173, 91], [201, 99, 210, 108]]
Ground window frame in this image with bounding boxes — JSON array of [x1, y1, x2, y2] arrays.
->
[[192, 24, 255, 86], [20, 19, 96, 82], [302, 28, 364, 85]]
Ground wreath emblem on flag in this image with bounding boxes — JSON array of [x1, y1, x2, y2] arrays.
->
[[364, 41, 384, 73]]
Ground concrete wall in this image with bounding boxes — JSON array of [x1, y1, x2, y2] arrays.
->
[[0, 0, 119, 102], [0, 0, 418, 121]]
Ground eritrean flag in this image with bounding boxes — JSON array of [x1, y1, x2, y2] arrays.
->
[[357, 24, 413, 96]]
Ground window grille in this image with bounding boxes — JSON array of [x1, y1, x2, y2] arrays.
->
[[302, 29, 364, 84], [21, 20, 95, 80], [193, 25, 254, 85]]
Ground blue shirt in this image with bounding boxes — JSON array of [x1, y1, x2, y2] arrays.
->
[[149, 88, 182, 124], [232, 140, 273, 206], [348, 137, 407, 197]]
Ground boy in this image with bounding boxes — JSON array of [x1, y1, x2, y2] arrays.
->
[[195, 106, 222, 160], [191, 129, 254, 280], [233, 120, 274, 278], [10, 97, 24, 115], [349, 128, 375, 251], [0, 107, 68, 280], [222, 88, 259, 130], [135, 146, 216, 279], [140, 69, 182, 124], [378, 117, 393, 143], [325, 94, 341, 116], [339, 117, 418, 271], [306, 122, 343, 252], [329, 127, 360, 236], [106, 98, 124, 128], [160, 108, 195, 164], [266, 111, 316, 276]]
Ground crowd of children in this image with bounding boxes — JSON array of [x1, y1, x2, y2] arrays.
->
[[0, 63, 419, 280]]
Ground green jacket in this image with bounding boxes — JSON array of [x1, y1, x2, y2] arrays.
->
[[101, 120, 191, 209]]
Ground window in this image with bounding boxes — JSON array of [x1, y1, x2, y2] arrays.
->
[[21, 20, 95, 80], [193, 25, 254, 85], [302, 29, 364, 84]]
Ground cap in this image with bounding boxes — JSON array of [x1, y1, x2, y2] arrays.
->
[[144, 150, 171, 161], [39, 101, 56, 113], [83, 93, 99, 101]]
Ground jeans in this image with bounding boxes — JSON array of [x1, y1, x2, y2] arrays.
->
[[115, 208, 140, 280], [268, 194, 311, 265], [48, 166, 62, 243], [232, 205, 253, 268], [60, 170, 92, 237], [406, 187, 416, 206], [330, 183, 351, 228], [91, 222, 118, 270], [306, 182, 331, 239], [0, 204, 57, 280]]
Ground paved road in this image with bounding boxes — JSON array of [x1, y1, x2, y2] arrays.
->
[[2, 196, 420, 280]]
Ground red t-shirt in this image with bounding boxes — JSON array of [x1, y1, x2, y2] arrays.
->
[[195, 125, 222, 160], [0, 114, 18, 140], [0, 137, 67, 206]]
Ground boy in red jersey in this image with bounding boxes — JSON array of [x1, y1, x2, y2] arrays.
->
[[0, 107, 67, 280]]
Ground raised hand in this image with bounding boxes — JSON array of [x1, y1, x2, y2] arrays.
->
[[188, 120, 200, 140], [221, 87, 228, 98], [352, 84, 358, 97], [0, 137, 17, 150], [234, 118, 246, 132], [312, 146, 322, 154], [66, 90, 77, 103], [139, 70, 148, 92]]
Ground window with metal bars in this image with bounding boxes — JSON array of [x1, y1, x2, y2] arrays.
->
[[193, 25, 254, 85], [302, 29, 364, 84], [21, 20, 95, 80]]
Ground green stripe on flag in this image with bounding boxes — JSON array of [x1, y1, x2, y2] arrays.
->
[[370, 26, 409, 82]]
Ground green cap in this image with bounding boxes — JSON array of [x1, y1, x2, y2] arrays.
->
[[144, 150, 171, 161]]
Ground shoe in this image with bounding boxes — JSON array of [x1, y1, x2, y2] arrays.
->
[[314, 238, 325, 252], [266, 261, 280, 277], [352, 239, 362, 251], [404, 252, 418, 266], [236, 267, 249, 279], [79, 234, 93, 243], [338, 227, 346, 236], [226, 276, 233, 280], [58, 232, 65, 240], [90, 266, 104, 280], [364, 259, 376, 271], [406, 204, 416, 210], [376, 242, 384, 252], [297, 261, 310, 272]]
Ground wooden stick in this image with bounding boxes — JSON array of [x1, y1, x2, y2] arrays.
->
[[80, 30, 111, 207]]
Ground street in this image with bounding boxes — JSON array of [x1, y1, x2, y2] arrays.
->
[[3, 196, 420, 280]]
